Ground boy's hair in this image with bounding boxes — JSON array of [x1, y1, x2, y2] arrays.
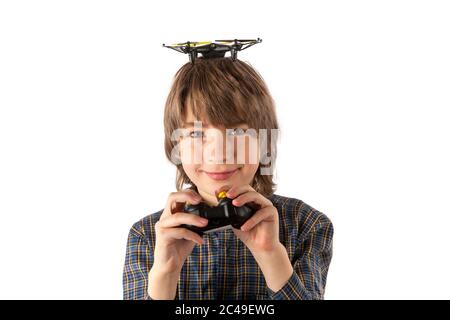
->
[[163, 57, 279, 197]]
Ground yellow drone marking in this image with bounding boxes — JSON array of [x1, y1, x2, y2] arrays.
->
[[171, 41, 212, 47]]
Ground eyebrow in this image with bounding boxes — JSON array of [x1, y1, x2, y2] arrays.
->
[[183, 121, 247, 127], [183, 121, 210, 127]]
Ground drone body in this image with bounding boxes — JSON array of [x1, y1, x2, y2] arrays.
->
[[162, 38, 262, 64]]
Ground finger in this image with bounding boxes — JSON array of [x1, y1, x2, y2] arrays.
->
[[162, 227, 204, 245], [232, 226, 246, 239], [159, 212, 208, 229], [163, 190, 202, 216], [231, 191, 272, 209], [171, 189, 203, 211], [240, 207, 275, 231], [225, 185, 255, 199]]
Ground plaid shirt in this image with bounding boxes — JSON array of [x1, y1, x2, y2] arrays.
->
[[123, 193, 334, 300]]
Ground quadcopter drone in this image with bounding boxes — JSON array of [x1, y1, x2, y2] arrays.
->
[[162, 38, 262, 64]]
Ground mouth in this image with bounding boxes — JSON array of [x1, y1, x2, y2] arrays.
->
[[204, 168, 239, 181]]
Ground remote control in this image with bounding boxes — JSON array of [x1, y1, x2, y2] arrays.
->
[[181, 191, 256, 235]]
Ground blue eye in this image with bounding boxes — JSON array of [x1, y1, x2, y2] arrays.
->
[[189, 130, 204, 138], [227, 128, 246, 136]]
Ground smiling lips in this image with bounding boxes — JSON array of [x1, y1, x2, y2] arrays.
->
[[204, 169, 239, 181]]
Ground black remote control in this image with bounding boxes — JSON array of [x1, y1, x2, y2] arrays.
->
[[181, 191, 256, 235]]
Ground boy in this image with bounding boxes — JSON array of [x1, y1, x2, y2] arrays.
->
[[123, 56, 334, 300]]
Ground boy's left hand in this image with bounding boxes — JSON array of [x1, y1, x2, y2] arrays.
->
[[221, 185, 294, 293], [224, 185, 280, 254]]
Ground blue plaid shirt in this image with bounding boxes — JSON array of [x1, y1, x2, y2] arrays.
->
[[123, 193, 334, 300]]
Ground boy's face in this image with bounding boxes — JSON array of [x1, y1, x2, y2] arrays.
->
[[179, 106, 260, 205]]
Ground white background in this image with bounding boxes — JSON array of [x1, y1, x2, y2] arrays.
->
[[1, 1, 449, 299]]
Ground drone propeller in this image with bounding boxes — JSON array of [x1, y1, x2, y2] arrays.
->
[[162, 38, 262, 64]]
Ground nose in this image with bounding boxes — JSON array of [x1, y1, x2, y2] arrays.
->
[[203, 128, 235, 164]]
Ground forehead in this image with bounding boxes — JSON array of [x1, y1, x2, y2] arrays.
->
[[182, 104, 247, 128]]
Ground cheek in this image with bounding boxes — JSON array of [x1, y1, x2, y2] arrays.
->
[[179, 139, 202, 164], [244, 136, 260, 164], [236, 164, 259, 182], [182, 162, 198, 178], [232, 135, 260, 165]]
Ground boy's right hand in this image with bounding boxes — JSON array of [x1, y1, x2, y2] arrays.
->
[[151, 189, 208, 275]]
